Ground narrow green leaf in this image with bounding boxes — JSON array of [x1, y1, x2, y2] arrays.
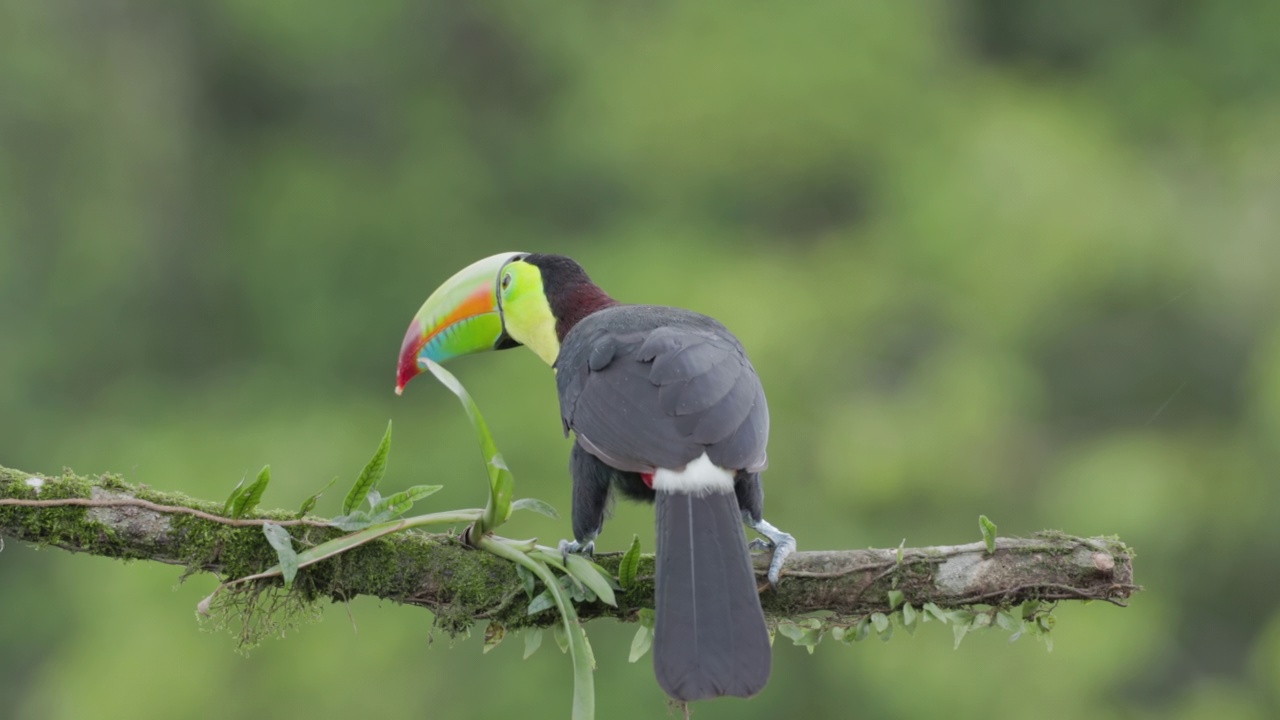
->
[[970, 612, 993, 631], [483, 622, 505, 654], [511, 497, 559, 519], [564, 553, 617, 607], [261, 522, 298, 587], [952, 622, 970, 649], [979, 514, 998, 554], [638, 608, 655, 629], [902, 603, 917, 628], [515, 564, 536, 599], [553, 620, 569, 653], [618, 535, 642, 590], [887, 589, 905, 610], [582, 631, 597, 672], [523, 628, 543, 659], [296, 476, 338, 518], [421, 360, 514, 531], [628, 625, 653, 663], [222, 477, 246, 517], [231, 466, 271, 519], [949, 609, 976, 627], [344, 421, 392, 515], [527, 590, 556, 615], [371, 484, 442, 519], [924, 602, 949, 623]]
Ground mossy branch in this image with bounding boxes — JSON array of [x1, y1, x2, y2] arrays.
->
[[0, 464, 1137, 635]]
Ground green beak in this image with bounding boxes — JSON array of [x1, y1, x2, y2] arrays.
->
[[396, 252, 526, 394]]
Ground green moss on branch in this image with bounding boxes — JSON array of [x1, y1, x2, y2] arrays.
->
[[2, 464, 1138, 637]]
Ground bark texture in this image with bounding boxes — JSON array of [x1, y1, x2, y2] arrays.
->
[[0, 464, 1137, 633]]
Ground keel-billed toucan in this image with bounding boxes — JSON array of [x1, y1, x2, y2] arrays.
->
[[395, 253, 795, 702]]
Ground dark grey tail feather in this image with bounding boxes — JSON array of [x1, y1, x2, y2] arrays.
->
[[653, 491, 771, 702]]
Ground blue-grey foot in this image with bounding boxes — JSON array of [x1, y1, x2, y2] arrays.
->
[[746, 517, 795, 589], [557, 538, 595, 562]]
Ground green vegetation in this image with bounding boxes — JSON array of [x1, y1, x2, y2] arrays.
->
[[3, 1, 1278, 718]]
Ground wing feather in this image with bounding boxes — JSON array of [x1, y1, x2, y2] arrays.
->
[[556, 306, 768, 474]]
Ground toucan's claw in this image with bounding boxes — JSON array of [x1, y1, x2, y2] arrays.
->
[[558, 538, 595, 562], [748, 538, 772, 553], [748, 518, 795, 590]]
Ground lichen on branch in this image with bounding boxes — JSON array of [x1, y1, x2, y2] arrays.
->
[[1, 463, 1137, 641]]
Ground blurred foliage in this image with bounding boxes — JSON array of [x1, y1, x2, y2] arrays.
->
[[2, 1, 1278, 718]]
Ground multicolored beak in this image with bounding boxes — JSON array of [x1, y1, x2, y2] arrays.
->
[[395, 252, 527, 394]]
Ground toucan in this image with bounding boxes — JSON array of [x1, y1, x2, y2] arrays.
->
[[395, 253, 795, 702]]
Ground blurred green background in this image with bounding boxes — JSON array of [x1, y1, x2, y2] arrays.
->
[[2, 1, 1278, 718]]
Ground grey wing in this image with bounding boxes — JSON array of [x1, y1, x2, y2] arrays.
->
[[556, 323, 769, 473]]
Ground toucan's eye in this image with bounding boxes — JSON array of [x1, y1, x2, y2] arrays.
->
[[501, 272, 513, 291]]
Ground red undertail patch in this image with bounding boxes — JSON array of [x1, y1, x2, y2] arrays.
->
[[641, 472, 654, 489]]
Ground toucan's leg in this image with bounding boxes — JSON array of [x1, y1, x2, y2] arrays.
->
[[559, 441, 612, 557], [735, 471, 795, 588]]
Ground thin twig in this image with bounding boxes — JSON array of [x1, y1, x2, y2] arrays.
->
[[0, 497, 332, 528]]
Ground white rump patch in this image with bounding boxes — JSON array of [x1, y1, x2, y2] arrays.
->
[[651, 453, 735, 495]]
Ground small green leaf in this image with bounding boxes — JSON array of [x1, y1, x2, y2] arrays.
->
[[1021, 600, 1042, 619], [618, 535, 642, 590], [902, 603, 917, 628], [344, 421, 392, 515], [970, 612, 993, 631], [553, 619, 569, 653], [296, 476, 338, 518], [328, 510, 374, 531], [483, 622, 505, 654], [222, 477, 246, 517], [527, 590, 556, 615], [830, 626, 846, 641], [887, 590, 905, 610], [952, 622, 970, 649], [371, 484, 442, 519], [563, 553, 617, 606], [777, 622, 807, 643], [896, 538, 906, 565], [853, 616, 872, 642], [523, 628, 543, 659], [996, 610, 1021, 633], [511, 498, 559, 519], [979, 514, 998, 554], [560, 573, 589, 603], [871, 612, 890, 635], [638, 608, 655, 629], [924, 602, 949, 623], [948, 609, 976, 626], [231, 466, 271, 519], [515, 564, 536, 599], [628, 625, 653, 662], [262, 522, 298, 587]]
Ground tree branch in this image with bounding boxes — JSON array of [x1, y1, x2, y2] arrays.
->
[[0, 464, 1137, 634]]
